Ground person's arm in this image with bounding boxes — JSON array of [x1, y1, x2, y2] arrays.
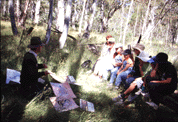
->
[[150, 78, 172, 83], [117, 63, 130, 75]]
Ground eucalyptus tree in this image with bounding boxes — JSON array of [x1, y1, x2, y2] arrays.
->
[[99, 0, 122, 33], [45, 0, 54, 44], [34, 0, 41, 24], [59, 0, 72, 49], [56, 0, 64, 32], [9, 0, 18, 35], [18, 0, 30, 27]]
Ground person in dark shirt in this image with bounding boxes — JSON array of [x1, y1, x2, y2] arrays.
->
[[20, 37, 49, 99], [146, 52, 178, 112]]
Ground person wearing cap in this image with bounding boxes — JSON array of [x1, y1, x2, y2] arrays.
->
[[145, 52, 178, 111], [93, 37, 115, 78], [112, 55, 157, 106], [101, 43, 123, 82], [114, 49, 134, 89], [20, 37, 49, 99]]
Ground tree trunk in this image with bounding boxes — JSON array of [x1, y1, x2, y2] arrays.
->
[[78, 0, 86, 36], [56, 0, 64, 32], [88, 0, 97, 31], [119, 0, 126, 42], [71, 0, 77, 30], [142, 0, 151, 35], [133, 4, 139, 37], [45, 0, 54, 44], [2, 0, 8, 17], [18, 0, 29, 27], [59, 0, 72, 49], [122, 0, 133, 47], [15, 0, 21, 23], [9, 0, 18, 35], [34, 0, 41, 24], [83, 0, 89, 31]]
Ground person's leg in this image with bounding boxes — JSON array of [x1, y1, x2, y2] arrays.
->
[[109, 67, 120, 84], [115, 72, 127, 87], [102, 64, 114, 80]]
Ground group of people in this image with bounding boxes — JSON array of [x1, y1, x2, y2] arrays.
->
[[20, 36, 177, 113], [93, 35, 178, 112]]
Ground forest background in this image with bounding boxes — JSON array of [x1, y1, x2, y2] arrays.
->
[[1, 0, 178, 121]]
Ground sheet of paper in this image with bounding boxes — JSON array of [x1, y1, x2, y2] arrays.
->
[[6, 68, 21, 84], [80, 99, 95, 112], [50, 97, 79, 113], [50, 82, 76, 99]]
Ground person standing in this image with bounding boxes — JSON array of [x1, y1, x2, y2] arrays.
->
[[20, 37, 49, 99]]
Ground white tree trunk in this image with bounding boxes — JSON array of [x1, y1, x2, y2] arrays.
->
[[45, 0, 54, 44], [18, 0, 29, 26], [119, 0, 126, 42], [72, 0, 77, 30], [3, 0, 7, 16], [56, 0, 64, 32], [88, 0, 97, 31], [34, 0, 41, 24], [78, 0, 86, 35], [59, 0, 72, 49], [14, 0, 20, 23], [122, 0, 133, 47], [142, 0, 151, 35], [133, 5, 139, 37], [83, 0, 89, 31]]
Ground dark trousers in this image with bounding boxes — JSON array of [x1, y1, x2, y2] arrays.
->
[[21, 82, 45, 99]]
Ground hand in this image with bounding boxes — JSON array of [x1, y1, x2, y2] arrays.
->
[[44, 71, 49, 75], [127, 74, 132, 78], [43, 64, 48, 68]]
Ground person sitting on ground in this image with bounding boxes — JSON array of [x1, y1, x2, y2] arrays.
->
[[125, 43, 147, 86], [112, 55, 156, 106], [20, 37, 49, 99], [145, 52, 178, 112], [114, 49, 134, 89], [107, 44, 123, 87], [93, 37, 115, 79], [100, 43, 123, 82]]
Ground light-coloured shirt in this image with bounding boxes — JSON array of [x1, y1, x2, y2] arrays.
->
[[29, 50, 37, 60]]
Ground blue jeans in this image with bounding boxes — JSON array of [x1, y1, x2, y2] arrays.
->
[[109, 66, 120, 84], [115, 68, 132, 87]]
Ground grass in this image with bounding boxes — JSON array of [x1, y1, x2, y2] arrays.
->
[[1, 20, 178, 122]]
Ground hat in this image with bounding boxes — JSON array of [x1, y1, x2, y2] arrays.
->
[[136, 51, 150, 62], [28, 37, 44, 48], [147, 56, 156, 64], [132, 43, 145, 52], [115, 43, 123, 48], [155, 52, 168, 64], [122, 49, 131, 55], [108, 38, 115, 43]]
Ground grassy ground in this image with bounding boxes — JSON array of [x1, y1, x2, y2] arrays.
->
[[1, 21, 178, 122]]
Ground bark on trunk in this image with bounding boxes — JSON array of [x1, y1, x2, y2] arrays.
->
[[142, 0, 151, 35], [122, 0, 133, 47], [78, 0, 86, 36], [71, 0, 77, 30], [45, 0, 54, 44], [34, 0, 41, 24], [133, 5, 139, 37], [15, 0, 21, 23], [18, 0, 29, 27], [119, 0, 126, 42], [59, 0, 72, 49], [9, 0, 18, 35], [56, 0, 64, 32]]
